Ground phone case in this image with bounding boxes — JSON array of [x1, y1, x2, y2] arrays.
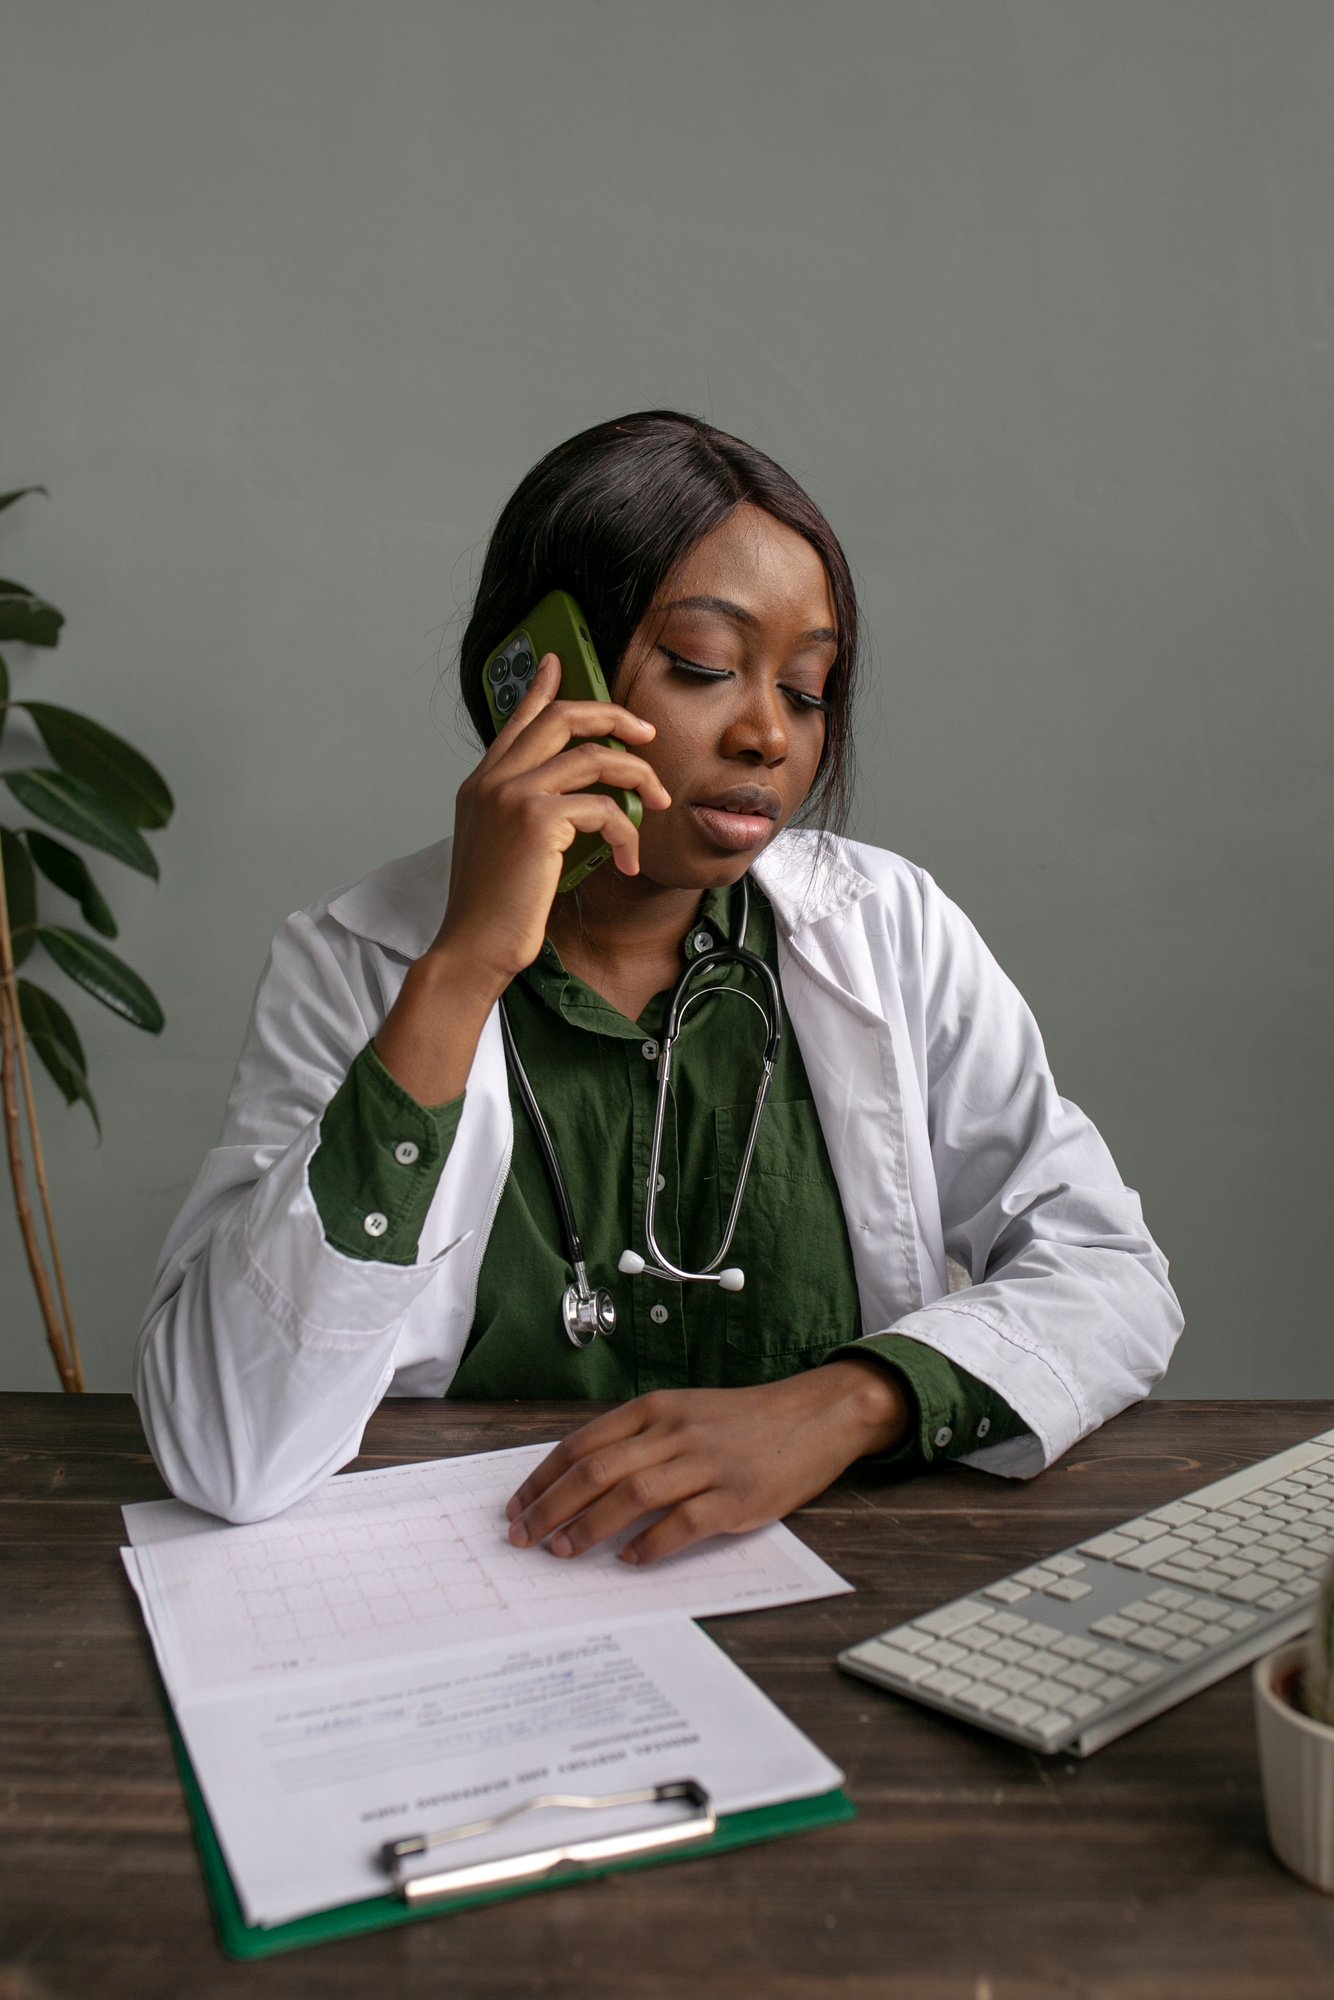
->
[[481, 590, 643, 893]]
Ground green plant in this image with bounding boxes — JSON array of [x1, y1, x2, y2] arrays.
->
[[0, 485, 173, 1390], [1302, 1552, 1334, 1725]]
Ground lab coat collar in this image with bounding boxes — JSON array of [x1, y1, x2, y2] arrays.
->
[[326, 828, 877, 965]]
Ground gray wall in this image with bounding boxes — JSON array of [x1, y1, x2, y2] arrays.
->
[[4, 1, 1331, 1397]]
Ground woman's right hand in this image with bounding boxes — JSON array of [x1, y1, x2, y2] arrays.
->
[[373, 654, 670, 1107], [435, 652, 671, 986]]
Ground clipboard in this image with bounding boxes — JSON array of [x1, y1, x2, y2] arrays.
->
[[164, 1705, 856, 1960]]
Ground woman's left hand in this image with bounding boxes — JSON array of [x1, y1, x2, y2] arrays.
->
[[504, 1361, 911, 1566]]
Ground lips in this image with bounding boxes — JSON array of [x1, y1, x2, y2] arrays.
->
[[693, 786, 781, 819], [688, 785, 783, 854]]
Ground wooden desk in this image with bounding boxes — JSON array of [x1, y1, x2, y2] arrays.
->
[[4, 1395, 1334, 1998]]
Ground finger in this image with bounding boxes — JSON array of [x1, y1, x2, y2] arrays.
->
[[506, 1393, 679, 1517], [506, 1419, 673, 1540], [621, 1491, 742, 1568], [495, 689, 657, 778], [482, 652, 563, 759], [542, 794, 646, 876], [543, 1457, 713, 1560], [523, 740, 671, 811]]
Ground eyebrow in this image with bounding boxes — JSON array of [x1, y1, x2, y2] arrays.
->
[[664, 595, 837, 646]]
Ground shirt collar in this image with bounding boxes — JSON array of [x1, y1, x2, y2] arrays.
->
[[325, 829, 872, 961]]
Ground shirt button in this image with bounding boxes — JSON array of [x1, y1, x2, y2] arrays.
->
[[977, 1417, 991, 1439], [393, 1140, 420, 1166], [363, 1211, 389, 1239], [649, 1303, 669, 1325], [692, 929, 714, 954], [933, 1425, 953, 1450], [654, 1173, 666, 1193], [640, 1039, 659, 1061]]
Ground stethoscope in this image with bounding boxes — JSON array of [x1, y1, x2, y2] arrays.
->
[[498, 876, 783, 1347]]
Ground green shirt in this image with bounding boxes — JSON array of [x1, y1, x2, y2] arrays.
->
[[309, 881, 1028, 1466]]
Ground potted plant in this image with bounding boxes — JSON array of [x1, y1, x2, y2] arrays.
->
[[0, 485, 172, 1390], [1254, 1556, 1334, 1891]]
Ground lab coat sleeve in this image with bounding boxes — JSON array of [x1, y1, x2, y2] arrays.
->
[[134, 910, 466, 1524], [885, 868, 1183, 1476]]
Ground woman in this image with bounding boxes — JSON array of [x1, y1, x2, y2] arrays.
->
[[136, 411, 1182, 1553]]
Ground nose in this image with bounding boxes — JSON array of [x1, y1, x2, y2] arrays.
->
[[720, 677, 789, 767]]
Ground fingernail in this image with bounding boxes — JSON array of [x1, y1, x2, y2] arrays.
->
[[619, 1546, 640, 1565], [509, 1521, 529, 1547], [551, 1532, 572, 1557]]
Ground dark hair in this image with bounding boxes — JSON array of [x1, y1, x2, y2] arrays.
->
[[458, 410, 861, 834]]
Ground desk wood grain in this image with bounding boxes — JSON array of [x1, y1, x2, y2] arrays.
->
[[3, 1394, 1334, 1999]]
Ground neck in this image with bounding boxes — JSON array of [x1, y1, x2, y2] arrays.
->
[[545, 865, 710, 966]]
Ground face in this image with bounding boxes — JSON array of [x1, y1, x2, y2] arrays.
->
[[613, 505, 838, 894]]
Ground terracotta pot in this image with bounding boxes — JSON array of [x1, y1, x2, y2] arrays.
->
[[1254, 1639, 1334, 1892]]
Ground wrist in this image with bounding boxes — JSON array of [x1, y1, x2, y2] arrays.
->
[[817, 1356, 912, 1457]]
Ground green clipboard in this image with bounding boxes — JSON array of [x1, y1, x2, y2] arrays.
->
[[164, 1707, 855, 1960]]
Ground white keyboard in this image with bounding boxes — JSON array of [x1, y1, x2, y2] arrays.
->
[[839, 1427, 1334, 1756]]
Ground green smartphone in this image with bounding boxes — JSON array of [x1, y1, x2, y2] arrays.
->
[[481, 588, 644, 894]]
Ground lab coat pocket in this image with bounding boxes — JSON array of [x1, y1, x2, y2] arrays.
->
[[713, 1100, 861, 1378]]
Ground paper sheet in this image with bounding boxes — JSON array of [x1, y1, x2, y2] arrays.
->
[[123, 1442, 850, 1698], [134, 1613, 844, 1929]]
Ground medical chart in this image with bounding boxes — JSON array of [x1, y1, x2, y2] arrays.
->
[[137, 1619, 843, 1929], [122, 1440, 850, 1699]]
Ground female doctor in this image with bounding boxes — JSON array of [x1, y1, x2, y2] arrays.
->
[[136, 411, 1182, 1551]]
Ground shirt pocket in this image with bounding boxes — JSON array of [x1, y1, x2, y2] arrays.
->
[[713, 1100, 861, 1376]]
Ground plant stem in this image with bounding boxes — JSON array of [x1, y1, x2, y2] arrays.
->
[[0, 856, 83, 1392]]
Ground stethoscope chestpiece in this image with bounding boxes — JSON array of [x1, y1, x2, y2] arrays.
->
[[562, 1282, 617, 1348]]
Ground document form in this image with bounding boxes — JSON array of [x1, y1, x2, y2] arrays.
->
[[122, 1440, 850, 1697]]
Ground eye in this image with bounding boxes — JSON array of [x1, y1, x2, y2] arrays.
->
[[661, 649, 732, 683], [781, 686, 832, 716]]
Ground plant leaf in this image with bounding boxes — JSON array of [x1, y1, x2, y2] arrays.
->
[[19, 703, 173, 829], [24, 830, 118, 936], [0, 486, 49, 515], [2, 825, 37, 966], [2, 768, 158, 878], [16, 977, 99, 1134], [36, 927, 164, 1032], [0, 590, 63, 647]]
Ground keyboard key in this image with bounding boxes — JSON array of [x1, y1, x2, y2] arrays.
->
[[1029, 1710, 1072, 1747], [922, 1639, 968, 1667], [1258, 1590, 1299, 1612], [856, 1642, 937, 1683], [982, 1581, 1032, 1605], [1125, 1659, 1165, 1684], [1159, 1613, 1203, 1638], [1065, 1693, 1104, 1721], [956, 1682, 1007, 1714], [1027, 1678, 1074, 1708], [953, 1628, 999, 1652], [1054, 1634, 1100, 1659], [1057, 1664, 1104, 1692], [995, 1696, 1043, 1727], [1098, 1675, 1132, 1701], [921, 1668, 971, 1698], [1258, 1561, 1302, 1584], [989, 1639, 1033, 1665], [887, 1626, 933, 1654], [991, 1665, 1038, 1694], [1222, 1608, 1259, 1631], [1194, 1623, 1232, 1647], [1079, 1532, 1138, 1559], [1218, 1577, 1271, 1604], [1044, 1578, 1093, 1603], [1089, 1616, 1134, 1642], [1126, 1628, 1174, 1654], [1019, 1622, 1066, 1647], [1149, 1503, 1204, 1527], [983, 1611, 1028, 1636], [1089, 1646, 1135, 1673], [1045, 1554, 1086, 1577], [1025, 1650, 1068, 1678], [1166, 1639, 1204, 1661], [1118, 1539, 1186, 1571], [914, 1600, 992, 1637], [1147, 1589, 1192, 1610], [1016, 1565, 1061, 1587]]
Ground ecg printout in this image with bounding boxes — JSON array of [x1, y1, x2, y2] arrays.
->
[[124, 1442, 850, 1699]]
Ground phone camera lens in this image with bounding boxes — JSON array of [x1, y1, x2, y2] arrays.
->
[[487, 655, 509, 687], [495, 681, 518, 714], [512, 649, 534, 679]]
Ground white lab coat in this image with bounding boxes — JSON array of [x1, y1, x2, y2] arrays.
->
[[135, 830, 1181, 1522]]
